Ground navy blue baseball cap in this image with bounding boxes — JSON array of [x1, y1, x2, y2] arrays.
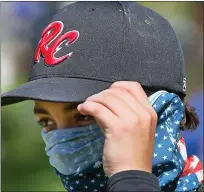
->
[[1, 2, 186, 106]]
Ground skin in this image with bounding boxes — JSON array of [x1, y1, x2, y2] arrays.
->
[[34, 101, 95, 132], [34, 81, 158, 177]]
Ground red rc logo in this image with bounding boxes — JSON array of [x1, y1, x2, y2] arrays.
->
[[34, 21, 79, 66]]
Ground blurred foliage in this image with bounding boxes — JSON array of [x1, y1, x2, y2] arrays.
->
[[1, 2, 203, 191], [1, 101, 65, 191]]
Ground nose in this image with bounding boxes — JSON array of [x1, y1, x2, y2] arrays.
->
[[56, 119, 76, 129]]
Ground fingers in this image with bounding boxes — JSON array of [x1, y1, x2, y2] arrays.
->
[[78, 81, 157, 137], [85, 89, 135, 118], [110, 81, 148, 100], [110, 81, 158, 123], [102, 87, 148, 116], [77, 100, 118, 130]]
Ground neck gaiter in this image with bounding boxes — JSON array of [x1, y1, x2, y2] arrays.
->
[[41, 91, 203, 191]]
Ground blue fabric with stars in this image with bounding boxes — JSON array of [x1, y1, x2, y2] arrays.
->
[[48, 91, 201, 192]]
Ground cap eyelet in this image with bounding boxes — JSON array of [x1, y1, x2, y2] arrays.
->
[[145, 19, 150, 24]]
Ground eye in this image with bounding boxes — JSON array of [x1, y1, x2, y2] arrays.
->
[[75, 114, 94, 123], [37, 118, 54, 128]]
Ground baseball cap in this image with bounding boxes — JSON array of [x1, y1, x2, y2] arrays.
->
[[1, 2, 186, 106]]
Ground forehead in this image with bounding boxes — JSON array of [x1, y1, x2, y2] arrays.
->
[[35, 100, 67, 107], [34, 100, 80, 109], [33, 100, 81, 115]]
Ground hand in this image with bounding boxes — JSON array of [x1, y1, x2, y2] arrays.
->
[[77, 81, 158, 177]]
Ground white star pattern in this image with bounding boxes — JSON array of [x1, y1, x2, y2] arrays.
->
[[94, 161, 102, 168], [153, 153, 157, 158], [183, 186, 187, 191], [160, 125, 164, 129], [91, 179, 96, 183], [164, 172, 169, 176], [168, 147, 173, 152], [157, 144, 162, 148], [53, 93, 202, 192], [167, 106, 172, 112], [163, 155, 167, 160], [160, 114, 165, 119], [168, 128, 173, 133]]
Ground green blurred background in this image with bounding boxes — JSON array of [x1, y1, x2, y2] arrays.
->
[[1, 2, 203, 191]]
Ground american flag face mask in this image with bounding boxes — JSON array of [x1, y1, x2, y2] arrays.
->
[[151, 91, 203, 192], [42, 91, 203, 192]]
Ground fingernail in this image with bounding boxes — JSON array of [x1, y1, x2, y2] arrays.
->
[[77, 104, 82, 110]]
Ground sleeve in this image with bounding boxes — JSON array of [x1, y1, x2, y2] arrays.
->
[[106, 170, 161, 192]]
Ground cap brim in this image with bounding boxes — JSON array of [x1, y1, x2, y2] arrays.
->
[[1, 77, 112, 106]]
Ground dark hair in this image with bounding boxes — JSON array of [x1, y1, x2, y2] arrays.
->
[[180, 99, 200, 131], [143, 87, 200, 131]]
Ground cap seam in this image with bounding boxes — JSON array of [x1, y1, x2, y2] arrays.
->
[[29, 75, 118, 83]]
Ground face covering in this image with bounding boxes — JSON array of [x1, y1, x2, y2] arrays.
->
[[41, 91, 203, 192], [41, 123, 108, 191]]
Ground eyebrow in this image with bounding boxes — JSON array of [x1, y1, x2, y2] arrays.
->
[[33, 108, 49, 115], [33, 102, 81, 115]]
